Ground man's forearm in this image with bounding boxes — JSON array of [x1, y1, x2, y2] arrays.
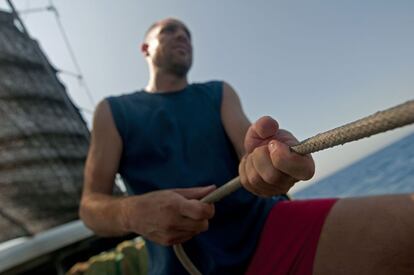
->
[[79, 193, 134, 237]]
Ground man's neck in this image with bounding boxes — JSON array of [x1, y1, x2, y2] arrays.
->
[[145, 73, 188, 93]]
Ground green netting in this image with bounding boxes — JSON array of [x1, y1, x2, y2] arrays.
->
[[67, 237, 148, 275]]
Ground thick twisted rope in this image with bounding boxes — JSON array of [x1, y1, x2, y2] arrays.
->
[[174, 99, 414, 275]]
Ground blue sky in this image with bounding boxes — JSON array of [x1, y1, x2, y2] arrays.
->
[[2, 0, 413, 192]]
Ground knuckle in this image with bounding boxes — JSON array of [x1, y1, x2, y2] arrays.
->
[[258, 145, 269, 154], [192, 204, 206, 219], [246, 172, 255, 184], [261, 169, 278, 184], [252, 146, 263, 156], [194, 210, 205, 220], [269, 151, 283, 168], [248, 171, 262, 185], [161, 199, 177, 212], [200, 207, 211, 219]]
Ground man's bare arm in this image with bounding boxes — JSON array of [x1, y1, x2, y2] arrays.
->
[[79, 100, 216, 244], [220, 82, 314, 196], [220, 82, 251, 159], [79, 99, 131, 236]]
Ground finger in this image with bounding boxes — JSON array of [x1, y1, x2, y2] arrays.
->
[[239, 155, 261, 195], [168, 229, 206, 245], [251, 160, 295, 195], [169, 235, 193, 245], [239, 155, 249, 189], [251, 146, 280, 184], [153, 230, 196, 246], [157, 209, 208, 233], [245, 153, 280, 196], [268, 140, 315, 180], [244, 117, 279, 153], [240, 149, 297, 196], [245, 153, 263, 188], [274, 129, 300, 145], [179, 199, 215, 220], [241, 154, 277, 196], [159, 212, 209, 233], [270, 171, 297, 194], [172, 217, 209, 233], [250, 146, 296, 194], [253, 116, 279, 139], [173, 185, 216, 200]]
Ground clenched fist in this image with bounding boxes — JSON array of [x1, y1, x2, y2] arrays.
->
[[239, 116, 315, 197], [122, 185, 216, 245]]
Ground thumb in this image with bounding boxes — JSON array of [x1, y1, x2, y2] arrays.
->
[[173, 185, 217, 200], [245, 116, 279, 153]]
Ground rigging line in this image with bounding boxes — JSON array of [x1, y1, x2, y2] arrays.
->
[[56, 68, 82, 80], [16, 6, 52, 15], [13, 1, 96, 112], [14, 3, 89, 101], [48, 1, 95, 107]]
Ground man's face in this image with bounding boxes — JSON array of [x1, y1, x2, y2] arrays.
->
[[143, 19, 193, 77]]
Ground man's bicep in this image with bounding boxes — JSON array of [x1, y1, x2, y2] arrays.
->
[[83, 99, 123, 195], [221, 82, 251, 159]]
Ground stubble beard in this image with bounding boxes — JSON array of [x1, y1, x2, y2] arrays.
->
[[155, 52, 192, 78]]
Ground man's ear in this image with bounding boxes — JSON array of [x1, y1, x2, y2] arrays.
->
[[141, 43, 150, 56]]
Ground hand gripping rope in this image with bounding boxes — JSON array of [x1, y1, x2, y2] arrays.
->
[[173, 99, 414, 275]]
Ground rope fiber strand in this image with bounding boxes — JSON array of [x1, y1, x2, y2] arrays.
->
[[174, 99, 414, 275]]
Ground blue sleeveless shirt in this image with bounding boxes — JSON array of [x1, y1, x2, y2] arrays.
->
[[107, 81, 284, 275]]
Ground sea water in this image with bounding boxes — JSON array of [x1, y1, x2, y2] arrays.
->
[[293, 132, 414, 199]]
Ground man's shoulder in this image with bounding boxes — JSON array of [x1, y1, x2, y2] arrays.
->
[[106, 89, 142, 102], [190, 80, 224, 98], [105, 90, 152, 110], [191, 80, 223, 89]]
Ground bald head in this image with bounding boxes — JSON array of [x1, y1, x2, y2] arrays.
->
[[144, 18, 191, 42]]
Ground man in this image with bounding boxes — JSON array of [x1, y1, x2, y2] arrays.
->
[[80, 18, 414, 274]]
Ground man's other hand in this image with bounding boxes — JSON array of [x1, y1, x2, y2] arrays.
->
[[122, 185, 216, 245]]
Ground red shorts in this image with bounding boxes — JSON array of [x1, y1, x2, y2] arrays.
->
[[245, 199, 338, 275]]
